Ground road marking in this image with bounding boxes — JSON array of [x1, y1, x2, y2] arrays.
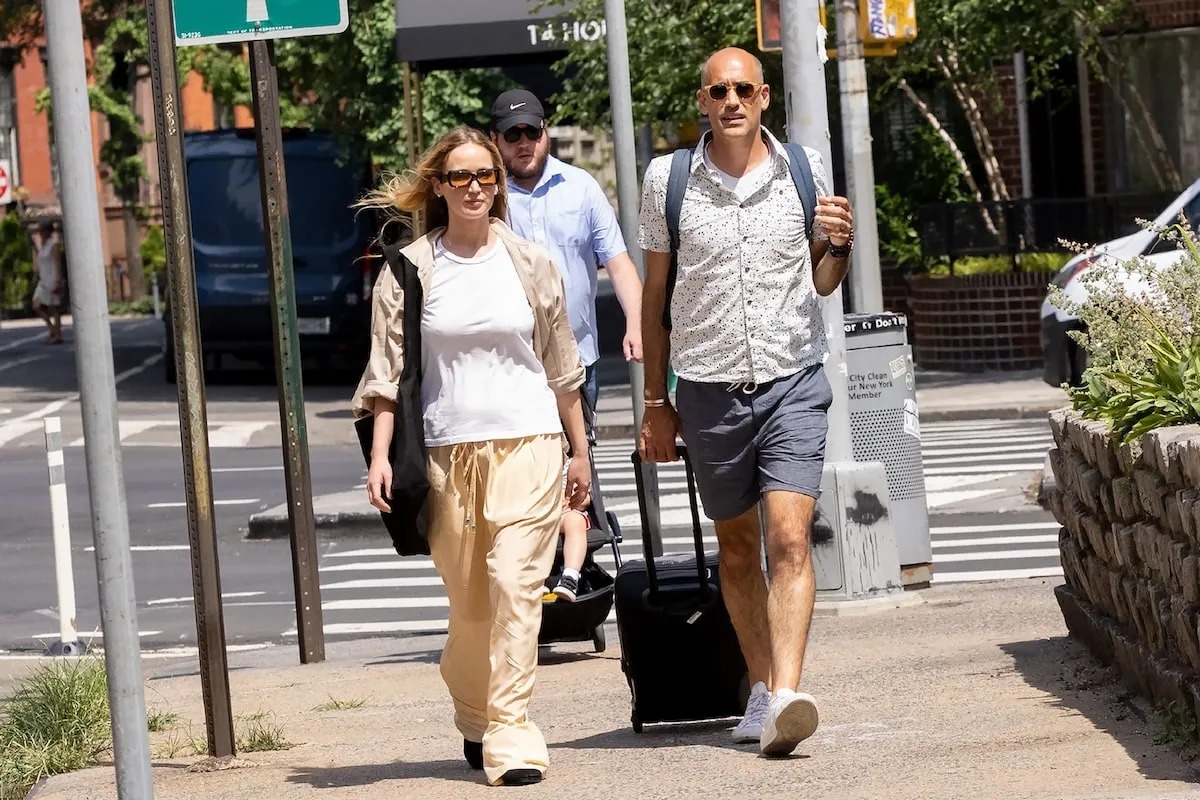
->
[[28, 630, 163, 640], [84, 544, 190, 552], [212, 465, 284, 473], [146, 591, 265, 606], [0, 351, 162, 446], [0, 643, 273, 661], [282, 620, 452, 636], [208, 422, 273, 448], [931, 566, 1063, 583], [147, 498, 260, 509], [321, 577, 446, 590], [923, 463, 1043, 475], [931, 534, 1058, 549], [69, 419, 163, 447], [920, 443, 1054, 457], [0, 330, 50, 354], [322, 597, 449, 610], [930, 521, 1060, 535], [924, 450, 1051, 466], [934, 547, 1059, 563], [0, 353, 49, 375]]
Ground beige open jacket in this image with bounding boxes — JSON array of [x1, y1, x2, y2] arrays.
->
[[350, 219, 586, 420]]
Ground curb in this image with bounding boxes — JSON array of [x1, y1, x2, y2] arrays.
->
[[246, 509, 381, 540]]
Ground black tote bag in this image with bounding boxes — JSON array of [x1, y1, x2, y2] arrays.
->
[[353, 244, 431, 556]]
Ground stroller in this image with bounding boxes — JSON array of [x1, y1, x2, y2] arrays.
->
[[538, 392, 624, 653]]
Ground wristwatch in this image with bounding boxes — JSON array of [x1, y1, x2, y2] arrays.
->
[[828, 231, 854, 259]]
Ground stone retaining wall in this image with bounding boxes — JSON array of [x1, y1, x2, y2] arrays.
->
[[1047, 409, 1200, 724]]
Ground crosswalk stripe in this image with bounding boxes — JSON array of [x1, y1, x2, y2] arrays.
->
[[932, 566, 1063, 583]]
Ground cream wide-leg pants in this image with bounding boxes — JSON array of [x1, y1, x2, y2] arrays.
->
[[426, 433, 565, 785]]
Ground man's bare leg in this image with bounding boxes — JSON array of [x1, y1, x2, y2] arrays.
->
[[713, 507, 770, 687], [762, 490, 817, 692], [758, 488, 819, 756]]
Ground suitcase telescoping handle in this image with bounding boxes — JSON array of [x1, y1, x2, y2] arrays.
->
[[631, 446, 713, 607]]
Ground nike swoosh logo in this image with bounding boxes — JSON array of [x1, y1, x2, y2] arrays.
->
[[510, 103, 526, 110]]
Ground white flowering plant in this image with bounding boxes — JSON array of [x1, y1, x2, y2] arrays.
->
[[1048, 216, 1200, 443]]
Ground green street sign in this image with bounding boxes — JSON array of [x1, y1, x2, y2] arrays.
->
[[173, 0, 349, 46]]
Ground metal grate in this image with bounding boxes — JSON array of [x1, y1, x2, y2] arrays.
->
[[849, 408, 926, 501]]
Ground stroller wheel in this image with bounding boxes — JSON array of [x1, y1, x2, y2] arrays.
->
[[592, 624, 606, 653]]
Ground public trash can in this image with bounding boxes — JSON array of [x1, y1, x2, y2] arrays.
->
[[843, 312, 933, 587]]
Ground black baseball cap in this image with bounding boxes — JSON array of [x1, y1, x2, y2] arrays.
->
[[491, 89, 545, 133]]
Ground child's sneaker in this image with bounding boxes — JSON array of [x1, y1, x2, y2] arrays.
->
[[553, 573, 579, 602]]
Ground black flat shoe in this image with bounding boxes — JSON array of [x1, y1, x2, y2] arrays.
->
[[500, 768, 542, 786], [463, 739, 483, 770]]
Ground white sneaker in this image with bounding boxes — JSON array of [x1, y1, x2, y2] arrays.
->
[[760, 690, 819, 757], [731, 681, 770, 743]]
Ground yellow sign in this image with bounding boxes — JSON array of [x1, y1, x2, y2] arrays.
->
[[757, 0, 913, 56]]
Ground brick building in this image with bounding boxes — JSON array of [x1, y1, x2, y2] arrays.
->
[[0, 38, 244, 297], [986, 0, 1200, 199]]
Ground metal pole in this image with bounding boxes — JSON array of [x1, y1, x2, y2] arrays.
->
[[604, 0, 662, 556], [144, 0, 236, 759], [1013, 51, 1035, 246], [40, 0, 154, 792], [402, 62, 423, 238], [248, 40, 325, 664], [836, 0, 884, 314], [43, 416, 84, 657], [780, 0, 852, 464]]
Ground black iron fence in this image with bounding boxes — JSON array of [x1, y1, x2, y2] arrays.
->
[[917, 192, 1178, 270]]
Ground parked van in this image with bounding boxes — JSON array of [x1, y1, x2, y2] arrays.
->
[[163, 128, 386, 382]]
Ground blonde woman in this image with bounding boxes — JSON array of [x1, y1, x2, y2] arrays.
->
[[351, 126, 591, 787]]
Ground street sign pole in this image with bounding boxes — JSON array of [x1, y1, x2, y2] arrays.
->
[[247, 39, 325, 665], [145, 0, 236, 759], [42, 0, 157, 792], [603, 0, 663, 557]]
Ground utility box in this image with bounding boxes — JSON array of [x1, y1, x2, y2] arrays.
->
[[842, 312, 933, 587]]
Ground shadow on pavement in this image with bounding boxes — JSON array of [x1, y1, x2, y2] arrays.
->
[[1000, 635, 1200, 783], [549, 718, 760, 753], [286, 759, 478, 788]]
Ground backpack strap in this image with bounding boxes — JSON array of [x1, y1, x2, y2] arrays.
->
[[782, 142, 818, 242], [662, 147, 693, 331], [380, 242, 423, 383]]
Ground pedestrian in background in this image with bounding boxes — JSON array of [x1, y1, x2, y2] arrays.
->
[[351, 126, 591, 787], [31, 220, 64, 344], [490, 88, 644, 429], [637, 47, 856, 757]]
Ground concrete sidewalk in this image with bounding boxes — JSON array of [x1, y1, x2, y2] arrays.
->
[[23, 580, 1200, 800]]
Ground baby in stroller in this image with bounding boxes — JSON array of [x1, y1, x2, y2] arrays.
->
[[552, 462, 592, 602]]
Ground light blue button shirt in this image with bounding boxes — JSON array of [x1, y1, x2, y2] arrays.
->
[[506, 155, 628, 367]]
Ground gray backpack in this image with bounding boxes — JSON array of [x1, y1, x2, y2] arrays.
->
[[661, 142, 818, 330]]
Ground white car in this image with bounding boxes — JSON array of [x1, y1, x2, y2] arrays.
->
[[1041, 178, 1200, 387]]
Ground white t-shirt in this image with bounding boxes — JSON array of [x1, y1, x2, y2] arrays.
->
[[419, 237, 563, 448], [702, 142, 775, 202]]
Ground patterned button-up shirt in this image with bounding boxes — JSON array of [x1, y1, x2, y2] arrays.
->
[[637, 127, 831, 386]]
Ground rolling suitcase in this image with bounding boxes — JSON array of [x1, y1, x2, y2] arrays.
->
[[615, 446, 750, 733]]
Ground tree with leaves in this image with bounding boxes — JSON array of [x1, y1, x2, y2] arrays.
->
[[189, 0, 517, 176]]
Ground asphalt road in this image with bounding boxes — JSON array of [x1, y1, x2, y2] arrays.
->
[[0, 312, 1061, 656]]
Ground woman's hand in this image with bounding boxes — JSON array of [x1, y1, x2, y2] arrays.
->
[[565, 452, 591, 510], [367, 455, 393, 513]]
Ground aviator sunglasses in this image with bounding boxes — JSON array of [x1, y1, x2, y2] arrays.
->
[[439, 167, 501, 189], [703, 80, 762, 101], [502, 125, 543, 143]]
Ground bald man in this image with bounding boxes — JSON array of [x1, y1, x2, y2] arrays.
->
[[636, 47, 855, 756]]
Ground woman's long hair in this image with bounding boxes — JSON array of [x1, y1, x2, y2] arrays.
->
[[357, 126, 509, 236]]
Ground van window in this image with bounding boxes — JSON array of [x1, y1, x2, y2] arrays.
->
[[187, 155, 362, 249]]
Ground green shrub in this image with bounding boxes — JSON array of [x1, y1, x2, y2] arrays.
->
[[140, 223, 166, 283], [0, 658, 112, 800], [924, 251, 1070, 277], [1050, 217, 1200, 442], [0, 213, 34, 313]]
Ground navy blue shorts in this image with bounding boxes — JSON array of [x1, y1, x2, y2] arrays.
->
[[675, 364, 832, 521]]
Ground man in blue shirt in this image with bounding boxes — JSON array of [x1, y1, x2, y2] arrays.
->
[[490, 89, 644, 424]]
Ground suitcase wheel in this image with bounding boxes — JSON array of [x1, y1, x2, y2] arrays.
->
[[592, 624, 606, 653]]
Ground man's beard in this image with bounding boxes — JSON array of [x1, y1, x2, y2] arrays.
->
[[508, 151, 548, 181]]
